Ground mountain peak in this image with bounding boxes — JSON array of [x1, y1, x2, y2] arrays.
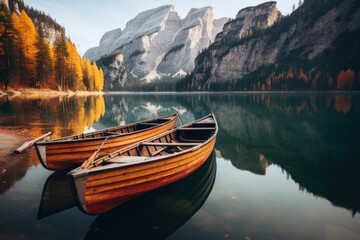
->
[[85, 5, 228, 85]]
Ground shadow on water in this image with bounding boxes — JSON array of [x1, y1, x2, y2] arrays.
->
[[37, 151, 216, 238]]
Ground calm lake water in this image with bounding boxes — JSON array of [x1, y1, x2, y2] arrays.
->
[[0, 93, 359, 239]]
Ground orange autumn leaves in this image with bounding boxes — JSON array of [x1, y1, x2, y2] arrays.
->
[[264, 67, 357, 91], [337, 69, 354, 90], [0, 7, 104, 91], [13, 11, 38, 85]]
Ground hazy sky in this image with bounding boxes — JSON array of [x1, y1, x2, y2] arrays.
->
[[25, 0, 298, 56]]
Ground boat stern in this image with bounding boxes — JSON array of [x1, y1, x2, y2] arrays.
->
[[67, 169, 89, 214], [34, 143, 49, 170]]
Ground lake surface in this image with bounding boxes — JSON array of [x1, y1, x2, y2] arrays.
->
[[0, 93, 359, 239]]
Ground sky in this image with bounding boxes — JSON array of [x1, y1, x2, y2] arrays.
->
[[24, 0, 298, 56]]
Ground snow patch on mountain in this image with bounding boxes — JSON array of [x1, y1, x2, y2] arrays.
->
[[84, 5, 228, 82]]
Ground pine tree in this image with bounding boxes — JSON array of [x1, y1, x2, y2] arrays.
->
[[93, 62, 101, 91], [83, 58, 94, 90], [66, 41, 84, 90], [99, 68, 104, 91], [53, 31, 68, 90], [17, 10, 38, 87], [0, 3, 18, 90], [35, 24, 53, 87]]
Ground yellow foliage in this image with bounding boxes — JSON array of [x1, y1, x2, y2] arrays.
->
[[93, 62, 102, 91], [99, 68, 104, 91], [66, 41, 85, 90], [17, 10, 39, 84]]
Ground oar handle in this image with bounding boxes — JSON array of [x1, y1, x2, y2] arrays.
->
[[80, 137, 109, 169]]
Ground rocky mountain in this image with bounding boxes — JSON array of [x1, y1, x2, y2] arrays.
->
[[84, 5, 228, 84], [180, 0, 360, 91], [6, 0, 64, 45], [96, 52, 127, 91]]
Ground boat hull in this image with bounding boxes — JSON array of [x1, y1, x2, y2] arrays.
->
[[85, 151, 216, 239], [73, 137, 216, 214], [35, 115, 177, 170]]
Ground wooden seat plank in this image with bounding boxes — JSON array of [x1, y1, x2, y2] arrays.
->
[[141, 142, 201, 147], [107, 156, 148, 164]]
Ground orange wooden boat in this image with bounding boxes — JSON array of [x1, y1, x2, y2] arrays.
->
[[68, 114, 217, 214], [34, 113, 179, 170], [86, 151, 216, 238]]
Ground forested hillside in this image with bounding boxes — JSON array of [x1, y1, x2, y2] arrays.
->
[[178, 0, 360, 91], [0, 2, 104, 91]]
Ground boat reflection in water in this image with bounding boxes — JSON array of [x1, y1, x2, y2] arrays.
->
[[37, 151, 216, 238], [37, 171, 76, 219]]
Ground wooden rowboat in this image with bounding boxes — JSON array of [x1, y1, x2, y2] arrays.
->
[[85, 151, 216, 239], [36, 150, 215, 221], [68, 114, 217, 214], [34, 113, 179, 170]]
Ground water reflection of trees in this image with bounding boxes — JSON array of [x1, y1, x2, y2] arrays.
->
[[0, 95, 105, 139], [174, 93, 360, 215], [0, 95, 105, 195], [1, 93, 359, 215]]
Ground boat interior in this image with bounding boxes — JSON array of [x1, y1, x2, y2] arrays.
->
[[50, 115, 176, 142], [91, 117, 217, 167]]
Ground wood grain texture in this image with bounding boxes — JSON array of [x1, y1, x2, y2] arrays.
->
[[39, 114, 177, 170], [68, 114, 218, 214]]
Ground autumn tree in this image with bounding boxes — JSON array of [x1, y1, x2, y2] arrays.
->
[[66, 41, 84, 90], [83, 58, 94, 90], [17, 10, 38, 86], [99, 68, 104, 91], [337, 69, 354, 90], [53, 31, 68, 90], [35, 24, 53, 87], [93, 62, 102, 91], [0, 3, 18, 90]]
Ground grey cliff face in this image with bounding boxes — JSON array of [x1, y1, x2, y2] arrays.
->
[[96, 53, 127, 91], [191, 2, 283, 90], [190, 0, 360, 90], [1, 0, 9, 9], [84, 5, 228, 82]]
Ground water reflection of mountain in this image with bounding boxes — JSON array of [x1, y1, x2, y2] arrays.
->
[[98, 94, 196, 128], [180, 93, 360, 214], [85, 151, 216, 240], [102, 93, 360, 214]]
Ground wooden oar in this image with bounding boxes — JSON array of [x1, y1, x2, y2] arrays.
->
[[14, 132, 51, 154], [80, 137, 109, 169], [171, 140, 183, 151]]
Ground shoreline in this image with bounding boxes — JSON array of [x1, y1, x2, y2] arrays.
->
[[0, 88, 106, 98]]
